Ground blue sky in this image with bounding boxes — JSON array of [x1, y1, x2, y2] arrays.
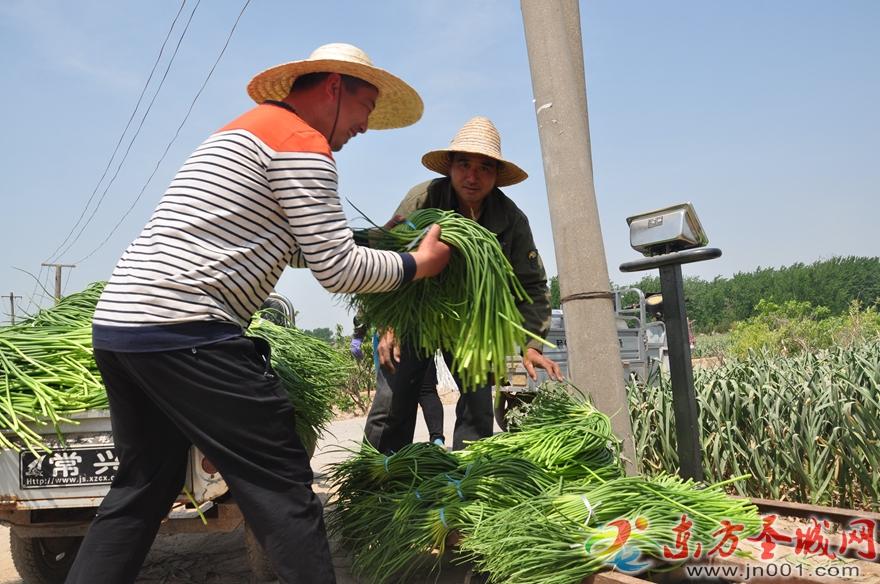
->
[[1, 1, 877, 330]]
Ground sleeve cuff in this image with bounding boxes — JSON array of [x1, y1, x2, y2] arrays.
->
[[399, 252, 417, 284], [525, 339, 545, 352]]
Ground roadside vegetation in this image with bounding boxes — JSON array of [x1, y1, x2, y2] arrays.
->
[[620, 257, 880, 510], [630, 340, 880, 510]]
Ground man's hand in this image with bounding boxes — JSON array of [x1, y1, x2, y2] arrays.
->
[[411, 225, 451, 279], [522, 347, 563, 381], [378, 329, 401, 374], [349, 337, 364, 360]]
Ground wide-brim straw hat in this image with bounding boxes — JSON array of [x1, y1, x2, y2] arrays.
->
[[247, 43, 423, 130], [421, 116, 528, 187]]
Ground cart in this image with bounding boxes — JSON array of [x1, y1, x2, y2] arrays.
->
[[0, 410, 274, 583]]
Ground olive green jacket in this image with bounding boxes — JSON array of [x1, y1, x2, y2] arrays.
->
[[395, 178, 551, 351]]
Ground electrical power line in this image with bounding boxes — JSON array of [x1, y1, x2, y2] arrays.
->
[[75, 0, 253, 265], [44, 0, 189, 264], [14, 266, 56, 312], [27, 267, 56, 315], [54, 0, 202, 264], [23, 264, 47, 314], [36, 269, 53, 309], [15, 302, 31, 323], [61, 264, 74, 296]]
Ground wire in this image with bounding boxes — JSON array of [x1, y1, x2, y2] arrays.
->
[[54, 0, 202, 263], [14, 266, 55, 312], [15, 302, 32, 323], [36, 270, 53, 307], [74, 0, 253, 265], [44, 0, 189, 264], [61, 266, 73, 297], [34, 270, 53, 313], [23, 264, 47, 314]]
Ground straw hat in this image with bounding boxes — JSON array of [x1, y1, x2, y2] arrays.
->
[[247, 43, 423, 130], [421, 117, 528, 187]]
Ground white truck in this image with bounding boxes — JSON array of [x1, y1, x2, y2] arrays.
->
[[0, 412, 276, 584], [495, 287, 669, 429]]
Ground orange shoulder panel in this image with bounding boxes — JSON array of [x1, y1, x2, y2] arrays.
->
[[217, 105, 332, 158]]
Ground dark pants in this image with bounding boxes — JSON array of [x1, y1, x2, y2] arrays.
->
[[419, 360, 445, 443], [65, 337, 335, 584], [364, 344, 493, 452]]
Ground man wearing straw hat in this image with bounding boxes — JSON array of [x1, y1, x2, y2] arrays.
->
[[364, 116, 562, 453], [68, 44, 450, 584]]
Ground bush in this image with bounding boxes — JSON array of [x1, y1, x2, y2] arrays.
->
[[728, 299, 880, 357], [330, 324, 375, 414], [691, 332, 731, 359]]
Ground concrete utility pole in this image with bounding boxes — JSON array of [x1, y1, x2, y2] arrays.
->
[[7, 292, 22, 325], [521, 0, 636, 472], [41, 263, 76, 305]]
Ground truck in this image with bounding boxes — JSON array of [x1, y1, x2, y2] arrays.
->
[[0, 413, 270, 584], [494, 287, 670, 429]]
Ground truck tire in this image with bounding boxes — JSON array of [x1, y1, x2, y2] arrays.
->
[[493, 394, 511, 431], [9, 529, 82, 584], [243, 523, 276, 583]]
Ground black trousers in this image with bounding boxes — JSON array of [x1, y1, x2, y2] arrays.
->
[[364, 343, 494, 453], [418, 360, 445, 443], [65, 337, 335, 584]]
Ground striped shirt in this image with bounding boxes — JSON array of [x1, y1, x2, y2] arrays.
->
[[92, 102, 415, 352]]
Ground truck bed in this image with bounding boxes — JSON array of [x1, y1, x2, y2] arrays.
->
[[1, 409, 227, 515]]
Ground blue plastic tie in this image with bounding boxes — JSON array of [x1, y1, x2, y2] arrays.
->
[[445, 474, 465, 501], [404, 220, 417, 229], [438, 507, 448, 529], [383, 455, 390, 473], [403, 226, 430, 251]]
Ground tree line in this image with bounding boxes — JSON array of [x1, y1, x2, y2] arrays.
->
[[550, 256, 880, 333]]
